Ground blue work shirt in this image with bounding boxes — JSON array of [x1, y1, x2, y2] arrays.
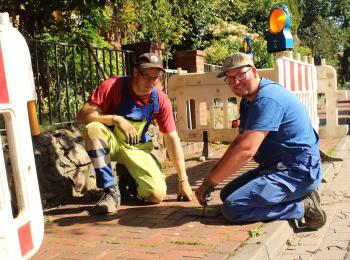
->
[[239, 78, 319, 167]]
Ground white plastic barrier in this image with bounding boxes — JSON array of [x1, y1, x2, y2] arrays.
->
[[169, 71, 240, 143], [168, 52, 320, 142], [0, 13, 44, 259], [317, 59, 348, 138]]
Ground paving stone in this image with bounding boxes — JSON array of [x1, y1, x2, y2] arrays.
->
[[313, 249, 347, 259], [32, 135, 350, 260], [277, 253, 313, 260]]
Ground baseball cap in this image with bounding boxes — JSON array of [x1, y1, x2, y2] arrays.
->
[[136, 53, 165, 72], [217, 52, 254, 78]]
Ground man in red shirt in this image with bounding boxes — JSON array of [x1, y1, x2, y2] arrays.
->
[[77, 53, 193, 214]]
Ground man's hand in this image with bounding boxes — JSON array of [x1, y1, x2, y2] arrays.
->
[[195, 176, 216, 206], [177, 179, 193, 201], [113, 115, 139, 145]]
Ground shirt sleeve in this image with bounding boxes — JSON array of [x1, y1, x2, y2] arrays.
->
[[155, 90, 176, 133], [245, 97, 284, 131], [89, 77, 121, 114]]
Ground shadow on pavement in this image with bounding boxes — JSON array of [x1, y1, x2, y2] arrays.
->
[[47, 203, 233, 229]]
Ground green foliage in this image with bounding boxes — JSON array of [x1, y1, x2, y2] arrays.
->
[[248, 227, 263, 237], [7, 0, 111, 48], [297, 0, 333, 38], [176, 0, 223, 50], [303, 16, 346, 67], [251, 40, 274, 69], [4, 0, 350, 86], [204, 21, 273, 68], [205, 39, 242, 65], [170, 240, 203, 246], [237, 0, 272, 35], [204, 21, 247, 64], [293, 44, 312, 58], [119, 0, 189, 58]]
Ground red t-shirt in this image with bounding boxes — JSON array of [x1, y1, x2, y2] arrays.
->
[[89, 76, 176, 133]]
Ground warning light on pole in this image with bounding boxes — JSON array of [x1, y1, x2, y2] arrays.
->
[[244, 33, 252, 54], [267, 4, 293, 53], [243, 33, 253, 61]]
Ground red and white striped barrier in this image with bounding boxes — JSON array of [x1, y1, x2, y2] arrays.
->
[[276, 55, 319, 132], [0, 13, 44, 259]]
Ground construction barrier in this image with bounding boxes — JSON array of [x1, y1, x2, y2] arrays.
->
[[0, 13, 44, 259], [317, 59, 348, 138], [168, 52, 321, 143]]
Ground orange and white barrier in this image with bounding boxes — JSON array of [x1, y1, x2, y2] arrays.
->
[[168, 52, 321, 143], [275, 53, 319, 132], [0, 13, 44, 259]]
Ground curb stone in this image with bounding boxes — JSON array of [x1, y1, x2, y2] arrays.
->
[[229, 135, 350, 260], [346, 243, 350, 260]]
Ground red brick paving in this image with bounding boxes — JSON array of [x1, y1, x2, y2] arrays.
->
[[32, 149, 262, 260], [32, 102, 350, 260]]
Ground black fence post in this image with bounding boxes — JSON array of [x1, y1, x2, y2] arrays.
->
[[202, 131, 209, 159], [125, 51, 136, 76]]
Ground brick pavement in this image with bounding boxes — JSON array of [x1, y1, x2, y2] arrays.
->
[[32, 137, 341, 260], [33, 101, 350, 260], [33, 145, 262, 260]]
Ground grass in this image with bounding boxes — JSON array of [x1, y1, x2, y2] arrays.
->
[[325, 146, 337, 156], [170, 240, 203, 246], [248, 226, 263, 237], [44, 216, 54, 224]]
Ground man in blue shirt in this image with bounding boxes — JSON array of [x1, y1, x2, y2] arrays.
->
[[195, 52, 326, 230]]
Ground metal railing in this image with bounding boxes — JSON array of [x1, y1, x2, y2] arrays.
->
[[3, 40, 224, 129], [27, 39, 135, 127]]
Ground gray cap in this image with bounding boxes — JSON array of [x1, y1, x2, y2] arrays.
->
[[217, 52, 254, 78], [136, 53, 165, 72]]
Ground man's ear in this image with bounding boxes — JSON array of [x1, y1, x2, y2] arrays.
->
[[132, 66, 139, 77], [252, 67, 258, 78]]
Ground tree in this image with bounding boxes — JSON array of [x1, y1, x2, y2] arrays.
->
[[131, 0, 188, 55], [175, 0, 223, 51], [1, 0, 111, 46], [297, 0, 333, 38], [297, 0, 350, 81], [303, 16, 345, 67]]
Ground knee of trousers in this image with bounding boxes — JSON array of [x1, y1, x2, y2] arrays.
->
[[83, 122, 108, 140], [140, 187, 166, 204], [221, 200, 247, 222]]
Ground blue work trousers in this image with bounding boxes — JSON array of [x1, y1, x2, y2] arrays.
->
[[220, 153, 322, 223]]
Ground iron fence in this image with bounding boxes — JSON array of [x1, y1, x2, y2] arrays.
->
[[1, 40, 223, 130], [27, 39, 135, 127]]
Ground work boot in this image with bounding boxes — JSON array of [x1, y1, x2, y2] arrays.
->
[[91, 184, 120, 215], [303, 190, 326, 230], [117, 164, 137, 198]]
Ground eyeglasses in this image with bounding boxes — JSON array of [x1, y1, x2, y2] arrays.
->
[[224, 67, 252, 84], [138, 69, 164, 82]]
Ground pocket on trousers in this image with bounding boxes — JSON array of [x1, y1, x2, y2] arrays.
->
[[252, 173, 295, 204], [309, 155, 321, 181]]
